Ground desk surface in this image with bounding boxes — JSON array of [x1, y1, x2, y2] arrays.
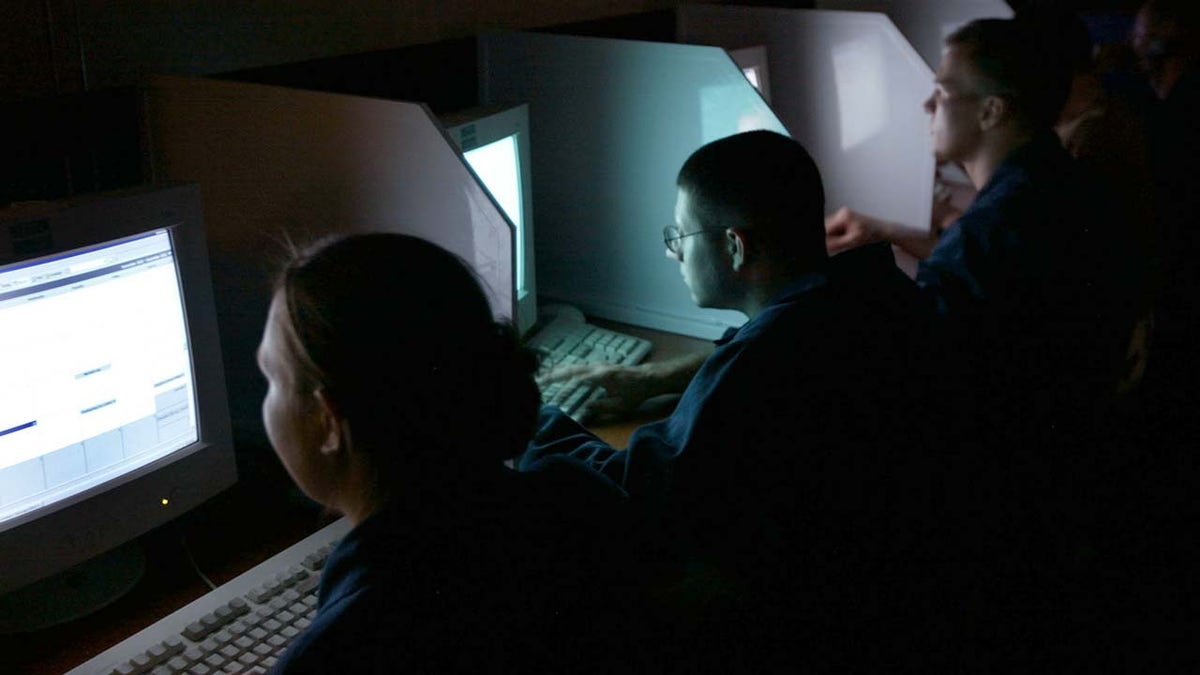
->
[[8, 320, 709, 674]]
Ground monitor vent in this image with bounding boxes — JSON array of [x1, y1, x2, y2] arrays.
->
[[9, 219, 53, 257]]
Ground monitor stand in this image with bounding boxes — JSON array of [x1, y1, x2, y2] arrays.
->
[[0, 541, 145, 634]]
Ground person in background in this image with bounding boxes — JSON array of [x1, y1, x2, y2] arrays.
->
[[259, 233, 629, 674], [1132, 0, 1200, 429], [523, 130, 934, 669], [826, 17, 1143, 666]]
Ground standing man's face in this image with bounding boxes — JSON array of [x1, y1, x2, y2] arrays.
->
[[923, 44, 987, 165], [669, 188, 736, 310]]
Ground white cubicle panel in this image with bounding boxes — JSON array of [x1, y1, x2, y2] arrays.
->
[[143, 75, 514, 433], [480, 32, 787, 339], [679, 6, 936, 241], [813, 0, 1013, 72]]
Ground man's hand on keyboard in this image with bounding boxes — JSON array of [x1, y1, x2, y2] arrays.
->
[[539, 351, 710, 419], [538, 362, 657, 418]]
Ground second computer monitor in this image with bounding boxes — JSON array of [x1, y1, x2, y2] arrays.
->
[[441, 104, 537, 337], [728, 45, 772, 104]]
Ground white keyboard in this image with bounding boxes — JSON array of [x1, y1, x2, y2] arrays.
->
[[527, 313, 653, 421], [66, 518, 353, 675]]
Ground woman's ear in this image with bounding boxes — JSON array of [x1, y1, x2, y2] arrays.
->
[[314, 388, 343, 456]]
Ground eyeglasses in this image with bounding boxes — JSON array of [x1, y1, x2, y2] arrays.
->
[[663, 225, 724, 257]]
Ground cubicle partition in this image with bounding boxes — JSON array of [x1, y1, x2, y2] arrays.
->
[[481, 32, 786, 339], [143, 75, 514, 438], [677, 6, 936, 244], [813, 0, 1014, 71]]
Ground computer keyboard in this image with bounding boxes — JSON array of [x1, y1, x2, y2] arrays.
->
[[66, 517, 352, 675], [528, 312, 653, 421]]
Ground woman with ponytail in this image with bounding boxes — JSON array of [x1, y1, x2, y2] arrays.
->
[[258, 233, 627, 673]]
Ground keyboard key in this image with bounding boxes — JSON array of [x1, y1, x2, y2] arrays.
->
[[182, 621, 208, 641], [199, 638, 220, 654], [252, 644, 273, 659], [163, 636, 185, 656], [200, 613, 222, 632], [147, 642, 170, 662]]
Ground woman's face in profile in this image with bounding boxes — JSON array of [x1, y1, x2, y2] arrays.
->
[[256, 292, 332, 504]]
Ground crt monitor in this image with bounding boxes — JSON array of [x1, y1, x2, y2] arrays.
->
[[728, 45, 772, 104], [0, 183, 235, 630], [440, 103, 537, 336]]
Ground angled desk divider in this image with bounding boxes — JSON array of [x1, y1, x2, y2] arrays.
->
[[481, 32, 787, 340], [678, 6, 936, 242], [813, 0, 1014, 72], [810, 0, 1012, 188], [143, 75, 514, 433]]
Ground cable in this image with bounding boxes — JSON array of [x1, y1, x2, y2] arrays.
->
[[176, 523, 218, 591]]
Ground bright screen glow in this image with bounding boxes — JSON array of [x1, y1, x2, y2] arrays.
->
[[463, 136, 526, 295], [742, 66, 762, 91], [0, 230, 198, 528]]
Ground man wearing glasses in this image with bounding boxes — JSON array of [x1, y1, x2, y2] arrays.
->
[[826, 18, 1140, 665], [521, 130, 928, 669]]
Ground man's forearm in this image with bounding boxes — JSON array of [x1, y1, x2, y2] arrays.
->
[[643, 349, 711, 396]]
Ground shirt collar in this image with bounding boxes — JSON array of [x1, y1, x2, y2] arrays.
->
[[714, 270, 828, 345], [976, 129, 1062, 197]]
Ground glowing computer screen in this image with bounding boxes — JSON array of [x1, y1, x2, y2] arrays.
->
[[441, 104, 537, 336], [729, 45, 772, 104], [463, 136, 525, 296], [0, 231, 197, 527], [743, 66, 762, 90], [0, 184, 234, 619]]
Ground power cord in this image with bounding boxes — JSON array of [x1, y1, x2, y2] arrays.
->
[[176, 522, 218, 591]]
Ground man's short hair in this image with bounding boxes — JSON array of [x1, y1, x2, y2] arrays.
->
[[946, 18, 1073, 130], [676, 130, 826, 267]]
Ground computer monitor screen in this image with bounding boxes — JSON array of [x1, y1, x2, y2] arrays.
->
[[728, 45, 772, 104], [441, 104, 537, 336], [462, 136, 525, 295], [0, 183, 235, 616], [0, 231, 198, 526]]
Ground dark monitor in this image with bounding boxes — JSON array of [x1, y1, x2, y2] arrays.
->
[[0, 183, 235, 631]]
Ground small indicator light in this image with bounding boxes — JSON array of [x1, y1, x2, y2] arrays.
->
[[161, 498, 170, 506]]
